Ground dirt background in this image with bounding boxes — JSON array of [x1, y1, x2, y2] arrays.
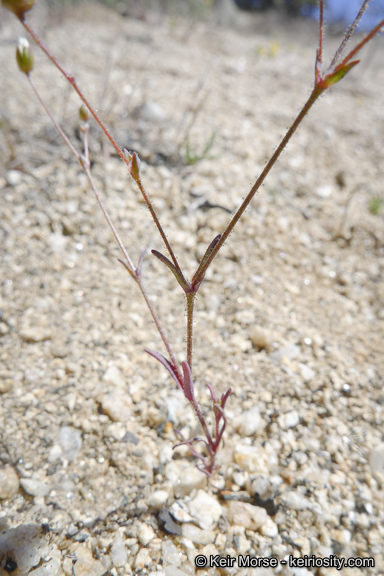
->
[[0, 2, 384, 575]]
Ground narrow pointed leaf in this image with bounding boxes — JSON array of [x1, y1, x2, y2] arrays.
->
[[117, 258, 136, 280], [152, 250, 189, 292], [146, 349, 183, 391], [182, 361, 195, 403], [192, 234, 221, 284], [220, 387, 232, 409], [324, 60, 359, 88]]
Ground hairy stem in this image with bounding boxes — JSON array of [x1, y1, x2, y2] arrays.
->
[[186, 292, 195, 371], [23, 20, 183, 275]]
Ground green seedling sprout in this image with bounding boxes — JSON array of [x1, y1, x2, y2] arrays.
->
[[2, 0, 383, 477]]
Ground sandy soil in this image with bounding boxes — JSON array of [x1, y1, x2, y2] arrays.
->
[[0, 3, 384, 575]]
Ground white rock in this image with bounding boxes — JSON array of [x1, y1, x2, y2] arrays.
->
[[298, 363, 315, 382], [249, 325, 274, 350], [227, 501, 268, 530], [102, 365, 125, 387], [0, 524, 47, 574], [181, 523, 216, 545], [99, 390, 132, 422], [0, 466, 19, 499], [170, 501, 194, 523], [369, 443, 384, 474], [162, 540, 181, 566], [233, 406, 266, 436], [171, 464, 206, 498], [6, 170, 22, 186], [139, 101, 167, 124], [234, 444, 270, 474], [59, 426, 82, 460], [281, 491, 310, 510], [148, 490, 169, 509], [278, 410, 299, 429], [272, 344, 300, 362], [138, 523, 156, 546], [260, 517, 278, 538], [20, 478, 50, 497], [111, 535, 128, 567], [187, 490, 222, 530], [20, 326, 51, 343], [135, 548, 151, 570]]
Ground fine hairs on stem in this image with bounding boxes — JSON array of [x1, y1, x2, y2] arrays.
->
[[5, 0, 384, 477]]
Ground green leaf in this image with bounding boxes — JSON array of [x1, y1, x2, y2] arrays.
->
[[325, 60, 359, 87]]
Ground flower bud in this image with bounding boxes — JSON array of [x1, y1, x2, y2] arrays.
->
[[1, 0, 34, 21], [79, 104, 89, 122], [16, 37, 34, 76]]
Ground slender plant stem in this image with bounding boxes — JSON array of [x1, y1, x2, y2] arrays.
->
[[330, 0, 371, 69], [186, 292, 195, 371], [23, 20, 183, 275], [193, 86, 322, 287]]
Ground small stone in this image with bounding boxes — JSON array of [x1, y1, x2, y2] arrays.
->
[[260, 517, 278, 538], [111, 535, 128, 567], [19, 478, 50, 497], [272, 344, 300, 362], [6, 170, 22, 186], [234, 444, 270, 474], [369, 443, 384, 474], [187, 490, 222, 530], [233, 406, 266, 436], [99, 390, 132, 422], [170, 502, 194, 523], [138, 523, 156, 546], [230, 333, 252, 352], [278, 410, 299, 429], [135, 548, 151, 570], [73, 545, 107, 576], [298, 363, 315, 382], [59, 426, 82, 460], [102, 364, 126, 387], [148, 490, 169, 509], [249, 325, 274, 350], [162, 540, 181, 566], [181, 524, 216, 545], [172, 464, 206, 498], [0, 466, 19, 499], [20, 326, 51, 343], [0, 524, 47, 574], [227, 501, 268, 530], [158, 509, 182, 536], [164, 568, 189, 576], [139, 101, 167, 124], [281, 491, 310, 510]]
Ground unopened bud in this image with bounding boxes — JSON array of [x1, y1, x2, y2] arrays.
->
[[1, 0, 34, 21], [79, 104, 89, 122], [16, 37, 33, 75]]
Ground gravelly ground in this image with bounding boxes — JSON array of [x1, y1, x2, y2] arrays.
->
[[0, 3, 384, 576]]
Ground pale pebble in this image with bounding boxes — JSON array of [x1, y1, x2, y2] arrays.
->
[[278, 410, 299, 429], [135, 548, 151, 570], [102, 365, 125, 387], [0, 466, 19, 499], [59, 426, 82, 460], [281, 491, 310, 510], [234, 444, 270, 474], [249, 325, 274, 350], [170, 501, 194, 523], [181, 524, 216, 545], [20, 478, 50, 497], [162, 540, 182, 566], [298, 363, 315, 382], [138, 523, 156, 546], [227, 501, 268, 530], [260, 517, 278, 538], [111, 535, 127, 567], [233, 406, 266, 437], [148, 490, 169, 509], [99, 390, 132, 422], [187, 490, 222, 530]]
